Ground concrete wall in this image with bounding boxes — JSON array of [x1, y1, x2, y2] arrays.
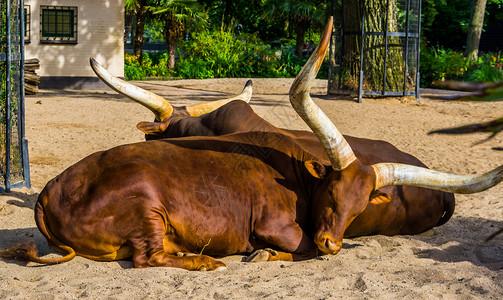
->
[[25, 0, 124, 85]]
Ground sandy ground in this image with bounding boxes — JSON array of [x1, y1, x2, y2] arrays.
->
[[1, 78, 502, 299]]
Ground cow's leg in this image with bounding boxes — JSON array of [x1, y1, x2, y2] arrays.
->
[[127, 210, 226, 271], [135, 250, 227, 271], [245, 220, 317, 262]]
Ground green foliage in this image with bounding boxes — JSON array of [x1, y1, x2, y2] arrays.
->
[[421, 48, 503, 86], [172, 29, 328, 79], [422, 0, 472, 48], [465, 54, 503, 82], [124, 54, 147, 80], [422, 0, 503, 49], [124, 28, 329, 80], [148, 0, 208, 33], [144, 18, 166, 42], [420, 48, 470, 85], [124, 53, 172, 80], [175, 30, 250, 78]]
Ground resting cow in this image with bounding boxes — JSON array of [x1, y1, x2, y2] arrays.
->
[[92, 20, 457, 237], [91, 57, 256, 139], [2, 18, 503, 271]]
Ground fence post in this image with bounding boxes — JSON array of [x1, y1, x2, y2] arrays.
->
[[0, 0, 31, 192]]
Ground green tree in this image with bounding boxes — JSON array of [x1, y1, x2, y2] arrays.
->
[[264, 0, 328, 57], [466, 0, 488, 60], [125, 0, 150, 56], [148, 0, 207, 71], [422, 0, 503, 50], [422, 0, 472, 48], [197, 0, 270, 34], [465, 0, 503, 59]]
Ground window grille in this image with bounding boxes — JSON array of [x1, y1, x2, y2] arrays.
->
[[40, 6, 77, 44]]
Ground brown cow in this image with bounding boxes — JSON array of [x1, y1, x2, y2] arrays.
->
[[92, 21, 455, 237], [91, 57, 256, 139], [2, 18, 503, 271]]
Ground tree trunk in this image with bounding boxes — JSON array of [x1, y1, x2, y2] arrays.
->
[[294, 20, 309, 58], [221, 0, 235, 31], [133, 0, 147, 57], [334, 0, 407, 92], [340, 0, 364, 89], [163, 14, 183, 71], [124, 10, 135, 44], [167, 37, 177, 71], [466, 0, 487, 60]]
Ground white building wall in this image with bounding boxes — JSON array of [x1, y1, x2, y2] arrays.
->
[[24, 0, 124, 77]]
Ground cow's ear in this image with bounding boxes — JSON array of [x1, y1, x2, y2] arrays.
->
[[369, 190, 392, 205], [136, 120, 169, 135], [305, 161, 327, 179]]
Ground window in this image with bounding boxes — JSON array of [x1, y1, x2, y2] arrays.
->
[[40, 6, 77, 44], [24, 5, 31, 43]]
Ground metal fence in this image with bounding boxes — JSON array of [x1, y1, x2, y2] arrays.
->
[[328, 0, 421, 102], [0, 0, 30, 192]]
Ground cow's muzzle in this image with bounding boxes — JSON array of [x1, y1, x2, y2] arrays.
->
[[315, 233, 342, 255]]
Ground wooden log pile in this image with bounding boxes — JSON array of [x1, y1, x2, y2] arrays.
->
[[25, 58, 41, 95]]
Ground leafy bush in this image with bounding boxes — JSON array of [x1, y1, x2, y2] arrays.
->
[[124, 30, 329, 80], [421, 48, 503, 87], [174, 30, 329, 79], [420, 48, 470, 86], [124, 54, 146, 80], [124, 53, 171, 80], [464, 53, 503, 82], [175, 30, 265, 79], [465, 64, 503, 82]]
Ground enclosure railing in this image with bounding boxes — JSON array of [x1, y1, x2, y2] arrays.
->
[[328, 0, 421, 103], [0, 0, 31, 192]]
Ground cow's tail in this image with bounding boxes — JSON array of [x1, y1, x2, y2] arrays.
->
[[0, 196, 76, 265], [436, 192, 455, 227]]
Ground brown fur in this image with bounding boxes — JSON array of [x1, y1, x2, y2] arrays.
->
[[10, 132, 396, 270], [137, 100, 455, 237]]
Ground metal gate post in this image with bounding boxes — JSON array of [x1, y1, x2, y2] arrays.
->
[[1, 0, 31, 192]]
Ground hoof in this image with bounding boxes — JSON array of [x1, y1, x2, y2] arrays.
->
[[244, 248, 278, 262], [196, 255, 227, 271], [177, 252, 197, 257]]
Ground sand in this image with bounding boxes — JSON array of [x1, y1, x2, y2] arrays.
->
[[1, 78, 502, 299]]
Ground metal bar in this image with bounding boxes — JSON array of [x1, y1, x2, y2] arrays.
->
[[19, 0, 25, 141], [327, 0, 335, 94], [0, 52, 22, 62], [383, 0, 390, 96], [22, 138, 30, 188], [347, 31, 418, 37], [416, 0, 422, 103], [19, 0, 30, 188], [328, 89, 419, 97], [358, 0, 366, 103], [5, 0, 12, 192], [0, 180, 25, 193], [337, 0, 345, 91], [363, 90, 417, 96], [402, 0, 411, 96]]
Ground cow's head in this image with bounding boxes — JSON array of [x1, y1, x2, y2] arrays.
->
[[90, 57, 253, 138], [292, 17, 503, 255]]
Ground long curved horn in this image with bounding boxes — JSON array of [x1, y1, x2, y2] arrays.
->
[[90, 57, 173, 121], [372, 163, 503, 193], [185, 80, 253, 117], [289, 17, 357, 170]]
